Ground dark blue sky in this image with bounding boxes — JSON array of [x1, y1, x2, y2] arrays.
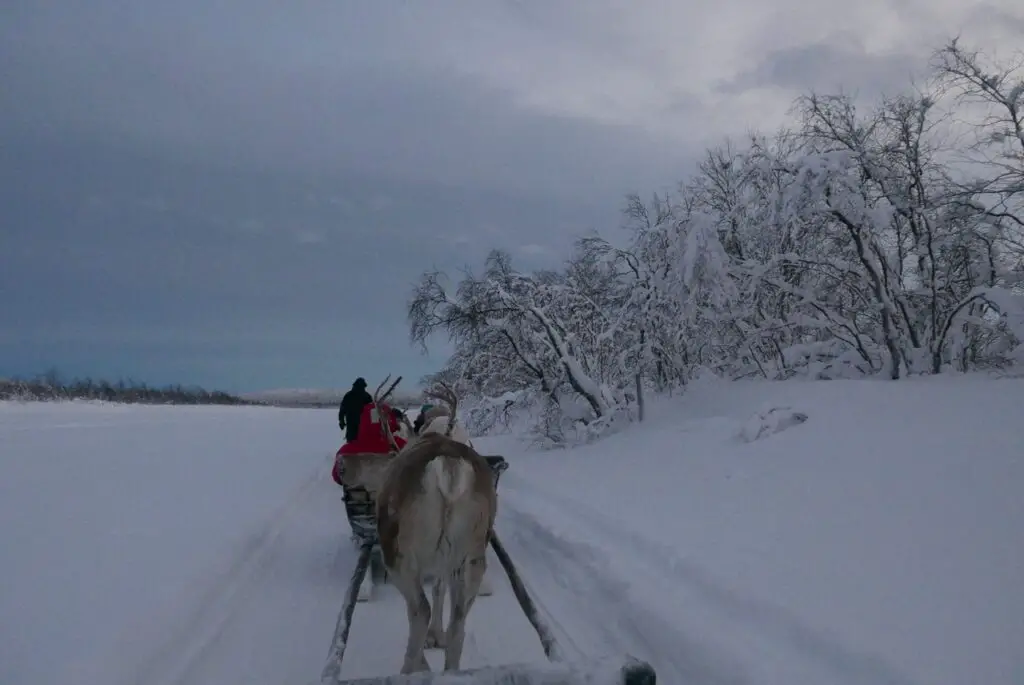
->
[[3, 1, 1014, 392]]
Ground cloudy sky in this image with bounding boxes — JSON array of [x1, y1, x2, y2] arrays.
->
[[2, 1, 1021, 393]]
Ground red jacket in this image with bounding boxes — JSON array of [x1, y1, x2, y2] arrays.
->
[[333, 403, 406, 486]]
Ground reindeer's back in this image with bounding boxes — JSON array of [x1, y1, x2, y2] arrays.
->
[[376, 434, 496, 573], [420, 415, 472, 446]]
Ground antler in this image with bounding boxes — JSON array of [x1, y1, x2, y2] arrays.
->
[[424, 379, 459, 438], [373, 375, 390, 399], [373, 374, 404, 452], [374, 374, 402, 406], [423, 379, 457, 407]]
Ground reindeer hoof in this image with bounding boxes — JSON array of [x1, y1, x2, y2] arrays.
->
[[356, 578, 374, 602], [425, 630, 447, 649], [477, 576, 493, 596]]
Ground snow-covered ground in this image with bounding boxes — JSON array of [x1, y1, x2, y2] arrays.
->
[[2, 375, 1022, 685]]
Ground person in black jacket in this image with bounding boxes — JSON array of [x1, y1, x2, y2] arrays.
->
[[338, 377, 372, 443]]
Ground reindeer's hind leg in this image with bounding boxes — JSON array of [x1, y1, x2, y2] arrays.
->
[[443, 554, 485, 671], [392, 571, 432, 673], [476, 553, 493, 596], [425, 577, 447, 648]]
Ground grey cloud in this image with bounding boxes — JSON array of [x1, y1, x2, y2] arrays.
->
[[961, 2, 1024, 38], [0, 318, 447, 392], [1, 2, 685, 202], [718, 34, 927, 101], [1, 136, 612, 393]]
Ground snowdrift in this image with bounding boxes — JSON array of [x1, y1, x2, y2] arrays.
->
[[485, 373, 1024, 685], [2, 374, 1022, 685]]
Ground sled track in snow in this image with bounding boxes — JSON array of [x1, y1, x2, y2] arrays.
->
[[100, 455, 545, 685], [89, 449, 916, 685], [499, 474, 923, 685], [110, 461, 329, 685], [498, 477, 748, 685]]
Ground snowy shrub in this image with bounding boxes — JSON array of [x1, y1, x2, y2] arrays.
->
[[405, 38, 1023, 446]]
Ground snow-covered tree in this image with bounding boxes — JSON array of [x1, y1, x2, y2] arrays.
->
[[406, 37, 1024, 445]]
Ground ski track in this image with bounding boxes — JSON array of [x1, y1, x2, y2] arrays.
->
[[499, 472, 925, 685]]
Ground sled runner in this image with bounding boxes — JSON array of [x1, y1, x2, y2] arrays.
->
[[324, 376, 656, 685]]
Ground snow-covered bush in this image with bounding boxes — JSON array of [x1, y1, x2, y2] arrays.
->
[[406, 38, 1024, 446]]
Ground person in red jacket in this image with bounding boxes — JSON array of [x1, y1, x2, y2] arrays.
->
[[333, 401, 408, 487], [350, 401, 406, 453]]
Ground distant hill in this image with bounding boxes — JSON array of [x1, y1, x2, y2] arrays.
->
[[241, 387, 426, 409]]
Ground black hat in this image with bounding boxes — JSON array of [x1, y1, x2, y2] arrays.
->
[[354, 377, 367, 388]]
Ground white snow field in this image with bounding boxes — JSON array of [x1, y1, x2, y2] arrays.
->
[[2, 374, 1023, 685]]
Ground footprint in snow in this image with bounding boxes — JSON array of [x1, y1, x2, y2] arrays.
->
[[737, 406, 808, 443]]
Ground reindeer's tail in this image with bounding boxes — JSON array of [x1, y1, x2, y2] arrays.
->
[[426, 455, 473, 502]]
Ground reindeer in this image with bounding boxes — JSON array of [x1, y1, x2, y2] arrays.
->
[[414, 386, 496, 600], [412, 384, 500, 616], [417, 386, 472, 444], [342, 378, 498, 674]]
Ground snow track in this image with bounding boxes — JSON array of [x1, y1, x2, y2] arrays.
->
[[498, 473, 926, 685], [94, 457, 711, 685], [498, 475, 748, 685], [25, 444, 920, 685], [100, 460, 336, 685], [89, 457, 549, 685]]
